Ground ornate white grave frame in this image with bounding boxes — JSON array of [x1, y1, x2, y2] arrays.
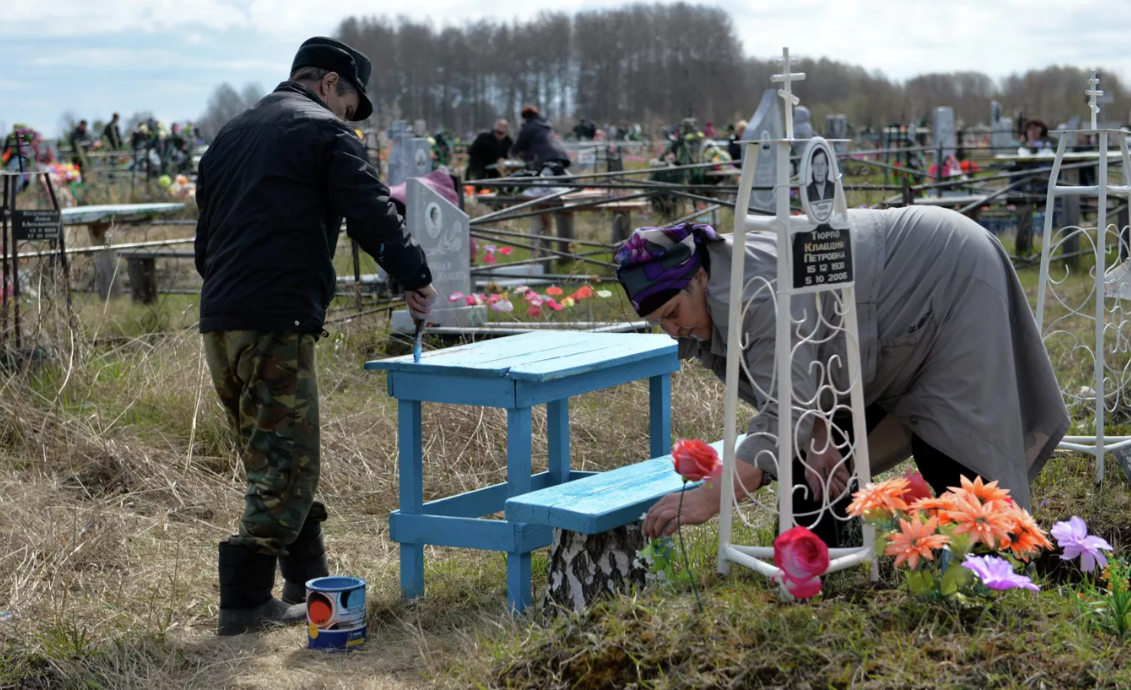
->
[[1035, 71, 1131, 485], [717, 48, 877, 587]]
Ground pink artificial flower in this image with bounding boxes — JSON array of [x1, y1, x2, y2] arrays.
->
[[1051, 516, 1113, 573], [486, 294, 503, 306], [773, 526, 829, 600], [901, 470, 933, 502], [483, 253, 497, 264], [490, 299, 513, 313], [526, 305, 542, 317], [545, 299, 563, 311], [448, 292, 465, 303], [672, 439, 722, 483], [500, 247, 513, 255]]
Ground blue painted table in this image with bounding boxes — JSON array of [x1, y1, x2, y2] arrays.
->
[[365, 331, 679, 612]]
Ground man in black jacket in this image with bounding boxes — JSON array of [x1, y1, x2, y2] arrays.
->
[[195, 36, 436, 635], [465, 119, 512, 181]]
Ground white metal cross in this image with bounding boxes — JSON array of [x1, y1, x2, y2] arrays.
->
[[1086, 70, 1103, 130], [772, 47, 806, 140]]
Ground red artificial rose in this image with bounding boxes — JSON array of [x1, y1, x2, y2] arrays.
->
[[773, 526, 829, 599], [901, 470, 932, 502], [783, 575, 822, 599], [672, 438, 722, 483]]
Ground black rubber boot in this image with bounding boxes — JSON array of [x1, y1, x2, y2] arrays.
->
[[279, 518, 329, 605], [217, 541, 306, 636]]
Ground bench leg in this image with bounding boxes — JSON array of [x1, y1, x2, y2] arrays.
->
[[398, 400, 425, 600], [507, 407, 534, 613], [547, 399, 570, 485], [649, 373, 672, 458]]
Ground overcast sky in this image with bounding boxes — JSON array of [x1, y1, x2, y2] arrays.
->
[[4, 0, 1130, 137]]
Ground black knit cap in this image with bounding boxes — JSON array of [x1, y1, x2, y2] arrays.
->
[[291, 37, 373, 121]]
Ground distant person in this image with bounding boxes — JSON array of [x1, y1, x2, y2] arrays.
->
[[728, 119, 747, 166], [465, 119, 512, 181], [1020, 119, 1051, 153], [511, 105, 571, 175], [806, 148, 833, 202], [195, 35, 435, 636], [103, 113, 122, 150], [69, 120, 92, 173], [704, 120, 716, 139]]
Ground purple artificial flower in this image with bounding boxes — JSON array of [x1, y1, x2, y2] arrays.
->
[[1051, 516, 1113, 573], [961, 555, 1040, 592]]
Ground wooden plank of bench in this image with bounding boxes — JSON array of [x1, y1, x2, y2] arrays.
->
[[505, 436, 745, 535]]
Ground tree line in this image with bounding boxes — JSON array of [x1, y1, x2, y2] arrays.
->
[[200, 3, 1131, 139]]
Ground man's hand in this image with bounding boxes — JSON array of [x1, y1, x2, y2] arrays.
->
[[406, 284, 437, 319], [641, 486, 719, 539]]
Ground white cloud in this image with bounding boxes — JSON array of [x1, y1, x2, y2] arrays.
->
[[7, 0, 1130, 79]]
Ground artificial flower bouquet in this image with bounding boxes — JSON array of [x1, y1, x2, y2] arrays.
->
[[848, 473, 1049, 600]]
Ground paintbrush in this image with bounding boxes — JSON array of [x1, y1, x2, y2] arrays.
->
[[412, 317, 424, 363]]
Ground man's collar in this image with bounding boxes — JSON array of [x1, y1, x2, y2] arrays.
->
[[275, 81, 331, 113]]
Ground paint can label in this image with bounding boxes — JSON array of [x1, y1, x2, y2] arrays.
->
[[305, 576, 367, 651]]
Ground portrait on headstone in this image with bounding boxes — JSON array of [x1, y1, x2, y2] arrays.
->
[[801, 141, 835, 224], [424, 203, 442, 239]]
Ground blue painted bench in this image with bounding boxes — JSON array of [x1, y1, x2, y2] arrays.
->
[[505, 437, 742, 533], [365, 331, 680, 613], [505, 436, 744, 611]]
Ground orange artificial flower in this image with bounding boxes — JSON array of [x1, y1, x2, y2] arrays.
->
[[1001, 506, 1053, 560], [545, 286, 563, 296], [908, 496, 958, 525], [885, 515, 950, 569], [847, 477, 911, 518], [947, 495, 1014, 549], [948, 476, 1011, 507], [571, 285, 595, 300]]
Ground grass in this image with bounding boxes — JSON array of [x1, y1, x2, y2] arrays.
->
[[0, 179, 1128, 688]]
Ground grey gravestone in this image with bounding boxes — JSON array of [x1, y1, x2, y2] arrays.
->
[[992, 117, 1014, 153], [742, 88, 785, 213], [991, 100, 1003, 125], [825, 114, 848, 154], [933, 107, 956, 160], [387, 120, 433, 187], [391, 178, 486, 332]]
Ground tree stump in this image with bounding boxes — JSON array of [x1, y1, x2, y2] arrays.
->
[[542, 523, 649, 616]]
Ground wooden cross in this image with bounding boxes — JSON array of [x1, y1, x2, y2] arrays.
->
[[772, 47, 806, 140], [1086, 70, 1103, 130]]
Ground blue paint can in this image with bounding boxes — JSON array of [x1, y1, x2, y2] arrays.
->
[[305, 576, 367, 651]]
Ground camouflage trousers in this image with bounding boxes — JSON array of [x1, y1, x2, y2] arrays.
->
[[203, 330, 324, 556]]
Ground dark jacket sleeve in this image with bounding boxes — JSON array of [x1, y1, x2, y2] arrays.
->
[[511, 124, 532, 160], [193, 159, 208, 278], [324, 126, 432, 290]]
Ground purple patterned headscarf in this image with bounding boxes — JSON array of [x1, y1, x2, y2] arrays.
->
[[615, 223, 720, 316]]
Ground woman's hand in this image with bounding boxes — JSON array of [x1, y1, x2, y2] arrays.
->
[[805, 418, 849, 503], [641, 486, 719, 539]]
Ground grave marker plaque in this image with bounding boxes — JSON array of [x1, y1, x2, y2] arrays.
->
[[933, 106, 956, 160], [12, 209, 61, 241], [825, 114, 848, 155], [743, 89, 785, 213], [391, 178, 485, 331]]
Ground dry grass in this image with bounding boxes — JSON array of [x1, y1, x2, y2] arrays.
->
[[0, 267, 739, 689], [0, 183, 1127, 688]]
